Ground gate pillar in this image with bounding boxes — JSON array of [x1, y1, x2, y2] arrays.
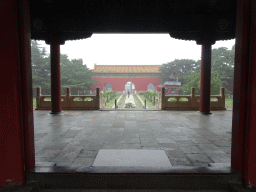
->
[[50, 33, 62, 113], [199, 43, 212, 114]]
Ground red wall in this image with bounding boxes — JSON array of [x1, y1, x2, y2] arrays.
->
[[91, 78, 163, 92]]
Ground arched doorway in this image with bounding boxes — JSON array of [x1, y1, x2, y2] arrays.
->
[[125, 81, 135, 93], [104, 83, 112, 92], [147, 83, 155, 92]]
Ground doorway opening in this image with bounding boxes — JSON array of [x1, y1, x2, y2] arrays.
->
[[102, 83, 122, 109], [33, 35, 234, 170], [147, 83, 156, 92], [104, 83, 112, 92]]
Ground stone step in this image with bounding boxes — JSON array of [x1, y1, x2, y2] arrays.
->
[[5, 186, 231, 191], [27, 166, 240, 191], [208, 163, 231, 167]]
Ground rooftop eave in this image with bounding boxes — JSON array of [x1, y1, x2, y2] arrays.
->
[[92, 72, 161, 74], [29, 0, 237, 43]]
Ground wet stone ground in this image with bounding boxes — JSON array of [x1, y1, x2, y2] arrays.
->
[[34, 110, 232, 167]]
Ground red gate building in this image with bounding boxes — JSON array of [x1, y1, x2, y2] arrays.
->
[[91, 64, 163, 92]]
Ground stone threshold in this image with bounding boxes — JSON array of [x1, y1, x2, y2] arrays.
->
[[30, 165, 236, 174], [28, 166, 240, 190]]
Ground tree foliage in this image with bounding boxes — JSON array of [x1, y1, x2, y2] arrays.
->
[[142, 91, 158, 97], [181, 70, 228, 95], [60, 54, 95, 90], [181, 70, 227, 95], [180, 70, 201, 94], [161, 46, 235, 95], [31, 40, 95, 93], [159, 59, 200, 83], [211, 46, 235, 79], [31, 40, 50, 89]]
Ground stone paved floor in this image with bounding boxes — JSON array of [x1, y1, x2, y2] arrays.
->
[[34, 110, 232, 167]]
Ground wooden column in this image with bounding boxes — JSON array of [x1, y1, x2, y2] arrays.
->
[[50, 33, 62, 113], [0, 0, 34, 187], [231, 0, 256, 186], [199, 43, 212, 114], [18, 0, 35, 173]]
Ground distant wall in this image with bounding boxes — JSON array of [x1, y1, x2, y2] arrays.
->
[[32, 78, 233, 95], [91, 78, 163, 92]]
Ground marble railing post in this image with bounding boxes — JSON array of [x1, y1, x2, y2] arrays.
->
[[99, 92, 103, 109], [221, 87, 225, 108], [66, 87, 70, 108], [191, 87, 197, 108], [155, 98, 159, 109], [159, 92, 162, 109], [102, 97, 105, 108]]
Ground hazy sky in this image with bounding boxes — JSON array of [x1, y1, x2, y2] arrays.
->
[[37, 34, 236, 69]]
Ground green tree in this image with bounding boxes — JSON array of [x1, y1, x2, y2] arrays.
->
[[159, 45, 235, 82], [211, 70, 228, 95], [159, 59, 200, 83], [211, 46, 235, 79], [180, 70, 227, 95], [31, 40, 50, 89], [180, 70, 201, 94], [60, 54, 95, 93], [164, 45, 235, 95], [32, 41, 95, 95]]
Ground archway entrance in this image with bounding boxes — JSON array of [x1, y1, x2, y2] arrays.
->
[[104, 83, 112, 92], [125, 81, 135, 93], [147, 83, 155, 92]]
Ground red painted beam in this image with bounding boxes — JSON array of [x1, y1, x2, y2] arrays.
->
[[50, 34, 62, 113]]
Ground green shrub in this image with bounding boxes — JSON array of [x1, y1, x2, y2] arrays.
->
[[143, 91, 158, 97], [103, 90, 117, 102], [124, 102, 135, 108], [103, 90, 117, 98]]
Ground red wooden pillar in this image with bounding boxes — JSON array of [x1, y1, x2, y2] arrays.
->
[[231, 0, 256, 187], [50, 34, 62, 113], [199, 43, 212, 114], [18, 0, 35, 173], [0, 0, 34, 188]]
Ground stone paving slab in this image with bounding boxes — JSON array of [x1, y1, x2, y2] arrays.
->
[[93, 149, 172, 166], [34, 110, 232, 167]]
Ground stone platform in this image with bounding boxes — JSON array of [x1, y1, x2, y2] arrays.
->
[[34, 110, 232, 167]]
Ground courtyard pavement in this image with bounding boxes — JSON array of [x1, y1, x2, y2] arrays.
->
[[34, 110, 232, 167], [124, 94, 136, 107]]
